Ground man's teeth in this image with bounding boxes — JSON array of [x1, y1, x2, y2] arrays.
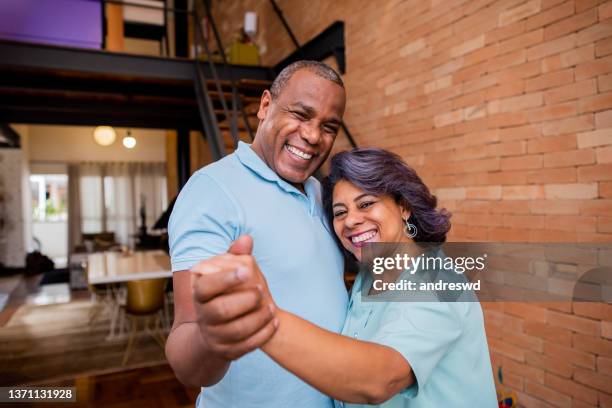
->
[[286, 144, 313, 160], [351, 230, 377, 243]]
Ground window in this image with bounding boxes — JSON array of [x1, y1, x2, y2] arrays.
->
[[30, 174, 68, 222]]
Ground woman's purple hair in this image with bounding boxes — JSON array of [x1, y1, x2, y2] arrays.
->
[[322, 148, 451, 244]]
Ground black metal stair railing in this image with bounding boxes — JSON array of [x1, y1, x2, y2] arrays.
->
[[190, 0, 257, 161]]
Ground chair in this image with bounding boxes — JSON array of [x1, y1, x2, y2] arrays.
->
[[122, 278, 168, 365]]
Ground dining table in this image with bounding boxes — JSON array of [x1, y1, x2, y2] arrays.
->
[[86, 250, 172, 339]]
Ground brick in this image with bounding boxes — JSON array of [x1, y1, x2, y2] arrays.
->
[[545, 214, 597, 231], [598, 356, 612, 376], [499, 0, 542, 26], [597, 145, 612, 163], [499, 29, 544, 55], [527, 101, 577, 122], [596, 36, 612, 57], [525, 68, 574, 92], [490, 199, 531, 214], [580, 199, 612, 216], [601, 181, 612, 197], [524, 320, 573, 346], [598, 216, 612, 232], [525, 0, 574, 31], [501, 154, 543, 170], [603, 321, 612, 339], [499, 124, 542, 141], [576, 0, 607, 13], [499, 92, 543, 112], [503, 357, 546, 384], [503, 184, 546, 200], [486, 20, 526, 44], [574, 367, 612, 394], [434, 109, 463, 127], [544, 342, 596, 369], [503, 214, 545, 229], [601, 1, 612, 20], [527, 133, 576, 153], [524, 379, 572, 407], [541, 0, 566, 9], [489, 337, 526, 361], [577, 20, 612, 46], [488, 227, 526, 241], [529, 228, 578, 241], [545, 372, 598, 404], [601, 391, 612, 408], [573, 333, 612, 357], [450, 34, 485, 58], [578, 128, 612, 148], [548, 310, 601, 335], [544, 8, 599, 40], [544, 183, 598, 199], [600, 73, 612, 92], [578, 163, 612, 181], [424, 75, 452, 94], [465, 185, 502, 199], [505, 302, 548, 322], [596, 110, 612, 127], [543, 44, 596, 73], [542, 114, 595, 136], [579, 91, 612, 113], [527, 167, 577, 183], [529, 199, 580, 214], [544, 79, 598, 104], [576, 55, 612, 80], [526, 33, 576, 61], [542, 148, 596, 167], [485, 80, 525, 100]]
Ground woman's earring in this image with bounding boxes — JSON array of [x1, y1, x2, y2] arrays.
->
[[403, 218, 418, 238]]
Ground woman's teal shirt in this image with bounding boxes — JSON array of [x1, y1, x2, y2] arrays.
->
[[334, 271, 498, 408]]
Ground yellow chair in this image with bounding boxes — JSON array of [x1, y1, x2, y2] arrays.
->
[[122, 278, 168, 366]]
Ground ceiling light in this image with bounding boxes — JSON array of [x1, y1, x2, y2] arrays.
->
[[93, 126, 116, 146], [123, 130, 136, 149]]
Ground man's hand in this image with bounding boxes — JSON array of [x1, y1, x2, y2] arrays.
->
[[190, 235, 278, 361]]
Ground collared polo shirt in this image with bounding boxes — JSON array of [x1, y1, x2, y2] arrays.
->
[[169, 141, 348, 408], [334, 271, 498, 408]]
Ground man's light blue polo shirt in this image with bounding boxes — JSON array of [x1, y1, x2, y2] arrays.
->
[[334, 271, 498, 408], [169, 141, 348, 408]]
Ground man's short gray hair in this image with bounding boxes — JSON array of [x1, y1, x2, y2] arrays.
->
[[269, 60, 344, 99]]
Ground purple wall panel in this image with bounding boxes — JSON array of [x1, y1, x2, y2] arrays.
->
[[0, 0, 102, 49]]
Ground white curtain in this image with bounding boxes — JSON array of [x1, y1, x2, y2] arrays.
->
[[77, 162, 167, 246]]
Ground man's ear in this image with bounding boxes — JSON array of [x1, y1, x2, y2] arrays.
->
[[257, 90, 272, 121]]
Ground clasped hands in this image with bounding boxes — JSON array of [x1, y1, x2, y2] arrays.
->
[[190, 235, 279, 361]]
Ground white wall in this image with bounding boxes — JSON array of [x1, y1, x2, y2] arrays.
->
[[25, 125, 166, 163], [0, 149, 27, 267]]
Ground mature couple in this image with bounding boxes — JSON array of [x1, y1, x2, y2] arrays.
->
[[167, 61, 497, 407]]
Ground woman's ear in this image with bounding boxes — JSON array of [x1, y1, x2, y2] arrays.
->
[[400, 201, 411, 221]]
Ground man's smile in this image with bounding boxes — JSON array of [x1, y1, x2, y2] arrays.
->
[[284, 143, 314, 161]]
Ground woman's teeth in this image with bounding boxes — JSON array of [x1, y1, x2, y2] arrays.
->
[[285, 144, 313, 160], [351, 230, 377, 243]]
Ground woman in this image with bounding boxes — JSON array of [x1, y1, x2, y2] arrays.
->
[[260, 148, 497, 407]]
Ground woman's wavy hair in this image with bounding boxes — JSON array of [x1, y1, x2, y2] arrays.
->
[[322, 148, 451, 251]]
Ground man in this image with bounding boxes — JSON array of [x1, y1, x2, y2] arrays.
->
[[167, 60, 348, 407]]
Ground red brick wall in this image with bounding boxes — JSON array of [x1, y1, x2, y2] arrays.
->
[[215, 1, 612, 406]]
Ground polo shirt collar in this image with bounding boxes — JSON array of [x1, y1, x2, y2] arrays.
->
[[235, 141, 318, 198]]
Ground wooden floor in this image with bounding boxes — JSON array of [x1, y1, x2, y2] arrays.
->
[[0, 273, 199, 407], [16, 364, 199, 408]]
